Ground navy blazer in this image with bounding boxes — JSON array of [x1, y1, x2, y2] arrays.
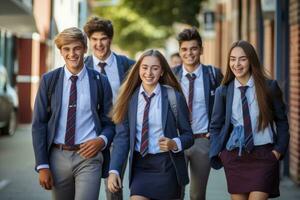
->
[[84, 53, 135, 83], [172, 64, 223, 121], [209, 80, 289, 169], [32, 66, 115, 178], [109, 86, 194, 186]]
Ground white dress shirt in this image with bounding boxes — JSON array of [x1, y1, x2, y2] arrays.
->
[[181, 64, 209, 134], [231, 77, 273, 145], [93, 52, 120, 103], [135, 84, 182, 153]]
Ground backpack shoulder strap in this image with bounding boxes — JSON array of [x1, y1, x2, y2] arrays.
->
[[164, 85, 178, 126], [172, 65, 182, 81], [207, 65, 217, 88], [120, 55, 134, 72]]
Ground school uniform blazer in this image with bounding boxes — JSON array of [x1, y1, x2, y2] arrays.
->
[[32, 67, 115, 178], [209, 80, 289, 170], [109, 86, 194, 186], [84, 53, 135, 83], [172, 64, 223, 121]]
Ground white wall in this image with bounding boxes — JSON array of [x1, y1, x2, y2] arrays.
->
[[52, 0, 83, 68], [53, 0, 80, 32]]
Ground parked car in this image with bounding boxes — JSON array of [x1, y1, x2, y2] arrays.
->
[[0, 65, 18, 136]]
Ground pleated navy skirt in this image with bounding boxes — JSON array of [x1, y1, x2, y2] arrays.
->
[[130, 151, 181, 200], [220, 144, 280, 198]]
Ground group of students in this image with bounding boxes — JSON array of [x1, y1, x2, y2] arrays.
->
[[32, 16, 289, 200]]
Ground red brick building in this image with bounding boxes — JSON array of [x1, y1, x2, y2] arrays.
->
[[0, 0, 90, 124], [289, 0, 300, 184], [0, 0, 51, 123]]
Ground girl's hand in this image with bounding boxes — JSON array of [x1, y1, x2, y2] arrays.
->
[[107, 173, 122, 193], [159, 137, 178, 152], [272, 150, 281, 160]]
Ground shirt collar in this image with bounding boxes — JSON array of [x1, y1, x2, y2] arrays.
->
[[64, 65, 87, 81], [182, 63, 202, 78], [139, 83, 161, 97], [92, 51, 114, 68], [234, 75, 254, 88]]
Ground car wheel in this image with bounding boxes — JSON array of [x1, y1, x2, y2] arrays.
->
[[3, 110, 17, 136]]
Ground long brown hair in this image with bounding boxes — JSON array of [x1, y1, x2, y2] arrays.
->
[[111, 49, 182, 124], [222, 40, 273, 131]]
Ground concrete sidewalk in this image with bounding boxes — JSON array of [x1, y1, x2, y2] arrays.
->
[[1, 124, 299, 200], [100, 161, 300, 200]]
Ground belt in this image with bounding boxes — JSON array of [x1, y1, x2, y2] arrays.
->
[[193, 133, 210, 139], [52, 144, 80, 151]]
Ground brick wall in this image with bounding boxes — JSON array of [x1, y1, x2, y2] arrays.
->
[[289, 0, 300, 184]]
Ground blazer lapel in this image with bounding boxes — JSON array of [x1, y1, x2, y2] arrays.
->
[[202, 65, 210, 114], [54, 68, 64, 116], [87, 68, 97, 110], [129, 89, 139, 149], [161, 86, 168, 133], [225, 81, 234, 125]]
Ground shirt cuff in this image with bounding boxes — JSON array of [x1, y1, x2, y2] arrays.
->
[[99, 135, 108, 150], [172, 138, 182, 153], [37, 164, 49, 171], [109, 170, 120, 177]]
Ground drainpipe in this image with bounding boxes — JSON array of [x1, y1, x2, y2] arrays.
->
[[275, 0, 290, 177]]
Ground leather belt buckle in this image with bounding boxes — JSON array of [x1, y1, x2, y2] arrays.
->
[[53, 144, 80, 151], [193, 133, 210, 139]]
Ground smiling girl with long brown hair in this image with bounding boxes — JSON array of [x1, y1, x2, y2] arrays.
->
[[209, 40, 289, 200], [107, 49, 194, 200]]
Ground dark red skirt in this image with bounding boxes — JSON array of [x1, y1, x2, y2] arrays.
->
[[220, 144, 280, 198]]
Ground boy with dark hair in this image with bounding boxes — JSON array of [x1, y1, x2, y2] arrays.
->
[[84, 17, 134, 200], [173, 27, 223, 200]]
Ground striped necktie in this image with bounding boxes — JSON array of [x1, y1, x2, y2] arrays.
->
[[239, 86, 254, 152], [140, 92, 155, 157], [98, 62, 107, 75], [186, 73, 196, 121], [65, 75, 78, 146]]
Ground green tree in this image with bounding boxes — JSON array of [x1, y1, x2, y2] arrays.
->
[[94, 0, 204, 56]]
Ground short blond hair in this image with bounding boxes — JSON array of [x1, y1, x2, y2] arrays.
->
[[54, 27, 87, 49]]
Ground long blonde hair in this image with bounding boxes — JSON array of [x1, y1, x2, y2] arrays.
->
[[111, 49, 182, 124], [222, 40, 273, 131]]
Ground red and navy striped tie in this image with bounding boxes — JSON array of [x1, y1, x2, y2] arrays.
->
[[239, 86, 254, 152], [140, 92, 155, 157], [186, 73, 196, 121], [65, 75, 78, 146]]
